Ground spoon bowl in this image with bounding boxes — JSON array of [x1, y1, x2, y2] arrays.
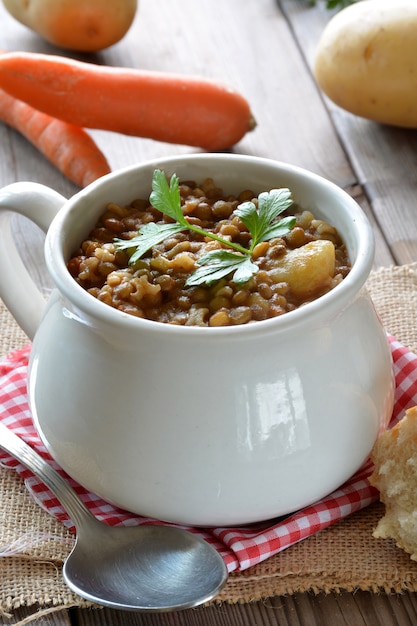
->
[[0, 422, 228, 612], [63, 519, 227, 611]]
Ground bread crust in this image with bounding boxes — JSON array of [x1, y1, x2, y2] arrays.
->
[[370, 406, 417, 560]]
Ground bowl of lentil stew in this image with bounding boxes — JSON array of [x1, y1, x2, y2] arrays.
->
[[66, 171, 352, 327], [0, 154, 394, 526]]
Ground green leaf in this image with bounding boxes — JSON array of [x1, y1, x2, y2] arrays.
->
[[309, 0, 356, 8], [234, 188, 294, 249], [257, 215, 297, 242], [232, 256, 260, 284], [233, 201, 260, 241], [185, 250, 258, 287], [325, 0, 356, 8], [258, 188, 293, 223], [114, 222, 185, 264], [149, 169, 188, 226]]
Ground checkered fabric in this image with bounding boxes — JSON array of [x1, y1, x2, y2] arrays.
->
[[0, 336, 414, 573]]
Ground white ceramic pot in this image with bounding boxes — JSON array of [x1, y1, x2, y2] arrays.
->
[[0, 154, 394, 526]]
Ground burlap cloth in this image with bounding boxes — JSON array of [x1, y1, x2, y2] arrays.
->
[[2, 263, 417, 620]]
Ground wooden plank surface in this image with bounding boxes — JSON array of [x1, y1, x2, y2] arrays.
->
[[1, 0, 417, 624], [10, 591, 417, 626]]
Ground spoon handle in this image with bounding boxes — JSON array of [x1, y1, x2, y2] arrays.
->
[[0, 422, 96, 530]]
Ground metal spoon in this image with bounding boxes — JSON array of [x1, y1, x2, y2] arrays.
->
[[0, 423, 228, 612]]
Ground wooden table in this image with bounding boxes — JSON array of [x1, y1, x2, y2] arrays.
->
[[1, 0, 417, 624]]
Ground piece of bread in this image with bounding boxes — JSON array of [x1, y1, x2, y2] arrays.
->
[[370, 406, 417, 560]]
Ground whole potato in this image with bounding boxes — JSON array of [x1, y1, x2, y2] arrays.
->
[[2, 0, 138, 52], [314, 0, 417, 128]]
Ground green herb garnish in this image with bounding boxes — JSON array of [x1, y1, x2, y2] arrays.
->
[[114, 169, 296, 286], [309, 0, 357, 9]]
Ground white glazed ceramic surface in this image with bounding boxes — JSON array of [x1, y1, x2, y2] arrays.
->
[[0, 154, 394, 526]]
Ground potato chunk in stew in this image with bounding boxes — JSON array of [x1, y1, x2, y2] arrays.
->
[[269, 240, 335, 300]]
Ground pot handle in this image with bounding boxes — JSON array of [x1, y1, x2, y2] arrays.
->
[[0, 182, 67, 340]]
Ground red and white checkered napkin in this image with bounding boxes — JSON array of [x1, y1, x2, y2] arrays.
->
[[0, 336, 416, 573]]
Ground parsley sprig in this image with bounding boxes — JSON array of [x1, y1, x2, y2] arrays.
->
[[309, 0, 356, 9], [114, 169, 296, 287]]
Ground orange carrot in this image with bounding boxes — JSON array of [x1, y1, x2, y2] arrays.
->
[[0, 86, 111, 187], [0, 52, 256, 150]]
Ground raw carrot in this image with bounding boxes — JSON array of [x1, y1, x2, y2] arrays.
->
[[0, 86, 111, 187], [0, 52, 256, 150]]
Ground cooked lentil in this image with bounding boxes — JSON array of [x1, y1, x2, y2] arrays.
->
[[67, 178, 351, 326]]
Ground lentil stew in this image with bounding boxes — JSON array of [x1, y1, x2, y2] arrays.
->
[[67, 176, 351, 326]]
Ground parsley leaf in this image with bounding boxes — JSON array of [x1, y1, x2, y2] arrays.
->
[[309, 0, 356, 8], [114, 222, 184, 265], [186, 251, 259, 287], [234, 188, 295, 251], [149, 169, 188, 227], [325, 0, 356, 8]]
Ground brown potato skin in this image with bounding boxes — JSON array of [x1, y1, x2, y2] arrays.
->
[[2, 0, 138, 52], [314, 0, 417, 128]]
